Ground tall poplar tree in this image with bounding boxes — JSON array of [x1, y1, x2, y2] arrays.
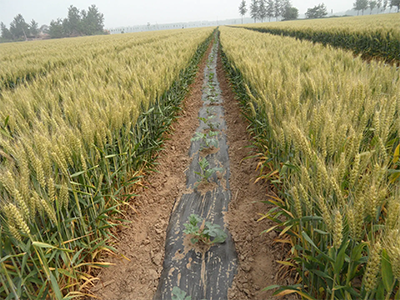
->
[[258, 0, 268, 22], [250, 0, 259, 22], [266, 0, 275, 21], [390, 0, 400, 11], [239, 0, 248, 24], [274, 0, 282, 20]]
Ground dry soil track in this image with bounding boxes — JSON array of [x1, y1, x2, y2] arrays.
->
[[92, 34, 288, 300]]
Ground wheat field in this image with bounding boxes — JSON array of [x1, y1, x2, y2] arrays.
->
[[220, 25, 400, 299], [0, 27, 213, 299]]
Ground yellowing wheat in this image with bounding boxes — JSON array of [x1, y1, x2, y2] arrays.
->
[[0, 27, 214, 299], [220, 25, 400, 299]]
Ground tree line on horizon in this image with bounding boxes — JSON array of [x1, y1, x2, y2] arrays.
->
[[238, 0, 300, 23], [237, 0, 330, 23], [0, 5, 106, 43], [353, 0, 400, 14], [1, 15, 40, 41], [238, 0, 399, 24]]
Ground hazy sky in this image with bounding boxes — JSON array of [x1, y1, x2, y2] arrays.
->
[[0, 0, 353, 29]]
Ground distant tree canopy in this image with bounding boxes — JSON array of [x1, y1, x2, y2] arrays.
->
[[369, 0, 377, 13], [390, 0, 400, 11], [1, 4, 106, 42], [350, 0, 397, 14], [353, 0, 369, 14], [305, 3, 328, 18], [0, 22, 13, 40], [250, 0, 260, 22], [239, 0, 248, 23], [49, 5, 105, 38], [258, 0, 268, 21], [246, 0, 298, 22], [282, 5, 299, 20], [1, 14, 39, 41], [266, 0, 275, 21]]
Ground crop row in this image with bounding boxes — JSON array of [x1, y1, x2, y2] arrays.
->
[[243, 14, 400, 63], [0, 30, 191, 91], [0, 28, 214, 299], [220, 26, 400, 299]]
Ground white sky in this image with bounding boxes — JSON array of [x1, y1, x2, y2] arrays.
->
[[0, 0, 354, 29]]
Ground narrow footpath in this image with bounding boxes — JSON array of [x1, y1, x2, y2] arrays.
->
[[155, 36, 236, 300], [92, 32, 283, 300]]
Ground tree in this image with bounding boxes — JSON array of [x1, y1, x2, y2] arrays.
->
[[250, 0, 259, 22], [362, 0, 370, 13], [258, 0, 268, 22], [390, 0, 400, 11], [1, 22, 13, 40], [282, 1, 299, 20], [9, 14, 29, 40], [65, 5, 82, 36], [305, 3, 328, 18], [62, 18, 69, 36], [239, 0, 248, 24], [274, 0, 282, 20], [353, 0, 369, 14], [239, 0, 247, 24], [377, 0, 382, 12], [266, 0, 275, 21], [281, 0, 299, 20], [29, 19, 39, 37], [2, 4, 105, 41], [369, 1, 377, 13], [81, 5, 105, 35], [49, 18, 64, 39], [383, 0, 389, 11]]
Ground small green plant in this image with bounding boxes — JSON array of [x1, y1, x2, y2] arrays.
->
[[206, 107, 215, 115], [208, 72, 215, 81], [208, 95, 218, 104], [172, 286, 191, 300], [208, 82, 216, 91], [199, 115, 219, 131], [183, 214, 227, 245], [191, 131, 219, 149], [205, 89, 218, 103], [195, 157, 223, 184], [172, 286, 207, 300]]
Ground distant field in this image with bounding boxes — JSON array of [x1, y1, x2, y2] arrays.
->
[[245, 13, 400, 33], [242, 14, 400, 62], [0, 30, 196, 91]]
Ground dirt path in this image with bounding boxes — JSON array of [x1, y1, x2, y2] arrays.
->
[[92, 33, 283, 300], [155, 38, 237, 300]]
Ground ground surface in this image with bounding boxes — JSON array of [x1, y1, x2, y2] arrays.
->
[[92, 37, 287, 300]]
